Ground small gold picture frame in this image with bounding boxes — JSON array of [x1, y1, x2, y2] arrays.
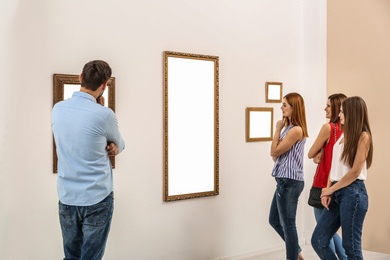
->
[[246, 107, 273, 142], [265, 82, 283, 103]]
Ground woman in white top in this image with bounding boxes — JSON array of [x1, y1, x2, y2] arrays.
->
[[311, 96, 373, 260]]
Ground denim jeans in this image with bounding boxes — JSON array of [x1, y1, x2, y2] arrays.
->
[[311, 180, 368, 260], [59, 192, 114, 260], [314, 207, 347, 260], [269, 178, 304, 260]]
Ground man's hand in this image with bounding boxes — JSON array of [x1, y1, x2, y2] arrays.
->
[[106, 142, 118, 156], [97, 95, 105, 106]]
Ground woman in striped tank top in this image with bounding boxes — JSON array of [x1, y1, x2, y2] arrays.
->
[[269, 92, 309, 260]]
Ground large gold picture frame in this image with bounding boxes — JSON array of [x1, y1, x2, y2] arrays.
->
[[163, 51, 219, 201]]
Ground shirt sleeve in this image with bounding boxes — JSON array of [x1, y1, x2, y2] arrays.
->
[[105, 110, 125, 153]]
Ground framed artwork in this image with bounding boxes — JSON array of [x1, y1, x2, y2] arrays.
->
[[265, 82, 283, 103], [163, 51, 219, 201], [246, 107, 273, 142]]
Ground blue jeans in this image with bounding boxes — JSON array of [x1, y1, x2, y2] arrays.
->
[[59, 192, 114, 260], [311, 180, 368, 260], [314, 207, 347, 260], [269, 178, 304, 260]]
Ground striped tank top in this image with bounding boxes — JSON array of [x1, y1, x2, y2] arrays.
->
[[271, 125, 306, 181]]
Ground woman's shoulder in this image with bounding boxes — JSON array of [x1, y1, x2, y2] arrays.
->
[[288, 125, 304, 140], [321, 123, 332, 132], [360, 131, 371, 143], [290, 125, 303, 131], [305, 123, 330, 140]]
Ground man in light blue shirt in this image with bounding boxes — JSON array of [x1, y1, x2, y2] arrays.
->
[[52, 60, 125, 260]]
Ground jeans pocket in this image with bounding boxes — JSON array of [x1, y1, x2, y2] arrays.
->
[[84, 201, 112, 227], [59, 202, 72, 228]]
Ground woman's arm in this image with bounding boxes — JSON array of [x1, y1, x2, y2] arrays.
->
[[321, 174, 334, 210], [308, 123, 331, 159], [270, 120, 303, 158], [321, 132, 370, 196]]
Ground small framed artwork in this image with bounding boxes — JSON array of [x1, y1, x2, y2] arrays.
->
[[265, 82, 283, 103], [246, 107, 273, 142]]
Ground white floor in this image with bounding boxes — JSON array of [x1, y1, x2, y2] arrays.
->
[[239, 244, 390, 260]]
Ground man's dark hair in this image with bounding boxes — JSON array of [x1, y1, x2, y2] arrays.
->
[[81, 60, 112, 91]]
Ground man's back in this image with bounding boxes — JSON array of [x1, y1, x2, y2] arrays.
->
[[52, 91, 125, 206]]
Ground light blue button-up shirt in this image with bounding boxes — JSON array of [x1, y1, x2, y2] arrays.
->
[[52, 91, 125, 206]]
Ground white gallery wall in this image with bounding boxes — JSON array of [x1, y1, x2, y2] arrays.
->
[[0, 0, 326, 259]]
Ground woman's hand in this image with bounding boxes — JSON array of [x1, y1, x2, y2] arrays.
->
[[313, 150, 323, 164], [275, 118, 286, 132], [270, 120, 303, 158], [321, 195, 331, 210], [321, 187, 333, 210]]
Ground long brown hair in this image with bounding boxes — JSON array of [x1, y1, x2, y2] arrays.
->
[[328, 93, 347, 123], [341, 96, 373, 168], [284, 92, 309, 137]]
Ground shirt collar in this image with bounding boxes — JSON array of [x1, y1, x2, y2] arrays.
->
[[72, 91, 97, 103]]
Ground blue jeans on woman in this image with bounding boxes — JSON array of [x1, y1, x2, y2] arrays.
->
[[59, 192, 114, 260], [269, 178, 304, 260], [314, 207, 347, 260], [311, 180, 368, 260]]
